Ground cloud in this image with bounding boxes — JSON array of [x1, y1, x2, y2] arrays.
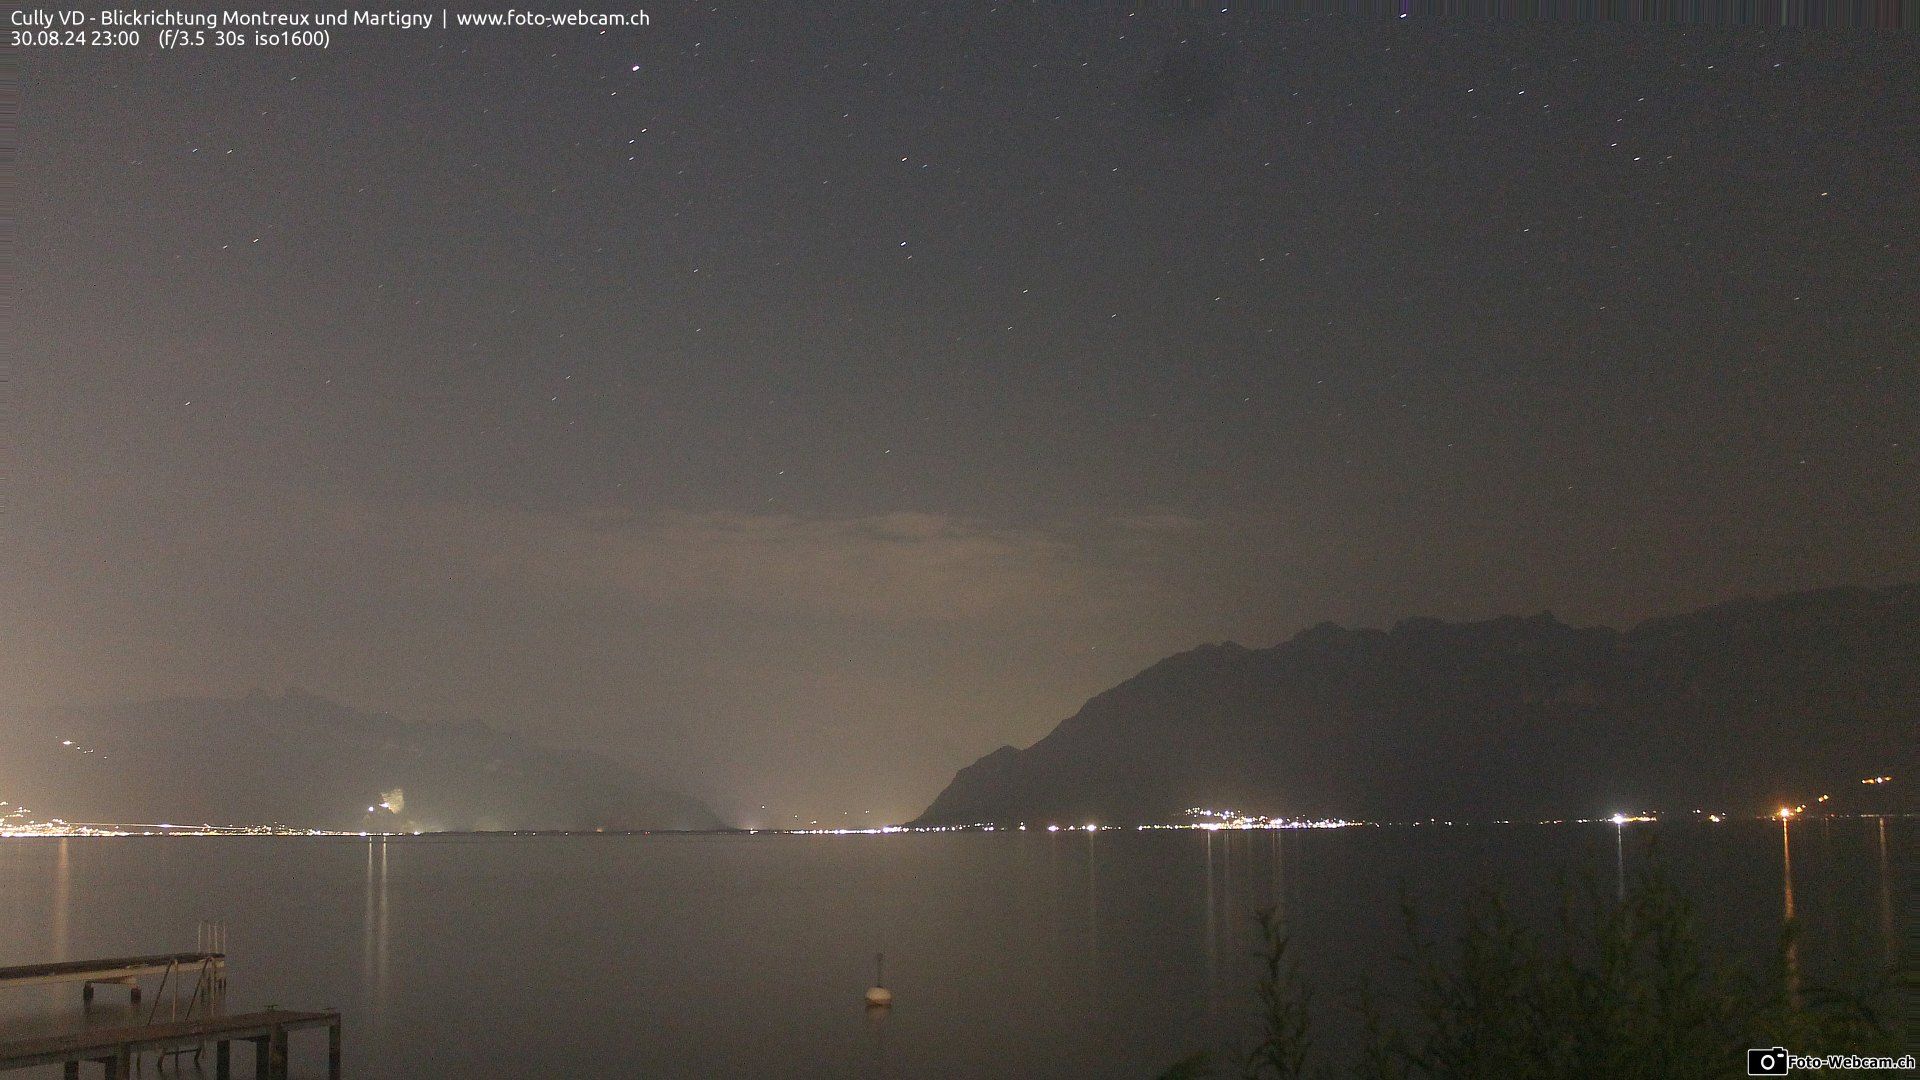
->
[[417, 505, 1096, 622], [1116, 512, 1207, 535]]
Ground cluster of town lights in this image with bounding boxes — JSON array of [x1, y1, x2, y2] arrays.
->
[[3, 775, 1894, 839], [1145, 808, 1361, 830], [1, 801, 349, 838], [782, 810, 1369, 835]]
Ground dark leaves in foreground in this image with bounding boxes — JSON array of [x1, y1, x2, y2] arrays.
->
[[1159, 863, 1906, 1080]]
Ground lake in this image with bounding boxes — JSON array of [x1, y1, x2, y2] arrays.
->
[[0, 818, 1905, 1078]]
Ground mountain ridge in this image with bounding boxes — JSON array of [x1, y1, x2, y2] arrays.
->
[[1, 689, 724, 831], [909, 583, 1919, 827]]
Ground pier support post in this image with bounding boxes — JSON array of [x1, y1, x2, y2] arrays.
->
[[62, 1063, 78, 1080], [216, 1039, 231, 1080], [268, 1026, 289, 1080], [253, 1035, 268, 1077], [328, 1018, 342, 1080]]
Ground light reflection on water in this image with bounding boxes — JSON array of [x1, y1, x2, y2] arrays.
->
[[1203, 828, 1218, 1027], [0, 820, 1906, 1079], [1780, 817, 1800, 1002], [1875, 817, 1895, 966], [1085, 828, 1100, 980], [1614, 819, 1627, 900], [362, 836, 391, 1015], [50, 840, 69, 963]]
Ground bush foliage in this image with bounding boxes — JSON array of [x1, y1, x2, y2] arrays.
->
[[1162, 863, 1910, 1079]]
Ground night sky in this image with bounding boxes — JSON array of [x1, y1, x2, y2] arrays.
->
[[12, 6, 1917, 825]]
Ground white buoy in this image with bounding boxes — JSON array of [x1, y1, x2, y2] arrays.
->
[[864, 952, 893, 1007]]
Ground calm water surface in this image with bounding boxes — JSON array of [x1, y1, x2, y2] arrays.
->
[[0, 819, 1906, 1078]]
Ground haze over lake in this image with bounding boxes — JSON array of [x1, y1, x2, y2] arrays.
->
[[10, 6, 1917, 1076], [0, 819, 1902, 1079]]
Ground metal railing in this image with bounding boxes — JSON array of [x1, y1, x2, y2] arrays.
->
[[146, 921, 230, 1071]]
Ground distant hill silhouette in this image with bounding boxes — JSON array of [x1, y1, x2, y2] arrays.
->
[[0, 690, 723, 831], [910, 584, 1919, 827]]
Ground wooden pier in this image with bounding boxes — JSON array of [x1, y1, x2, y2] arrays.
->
[[0, 1009, 340, 1079], [0, 954, 225, 1004]]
